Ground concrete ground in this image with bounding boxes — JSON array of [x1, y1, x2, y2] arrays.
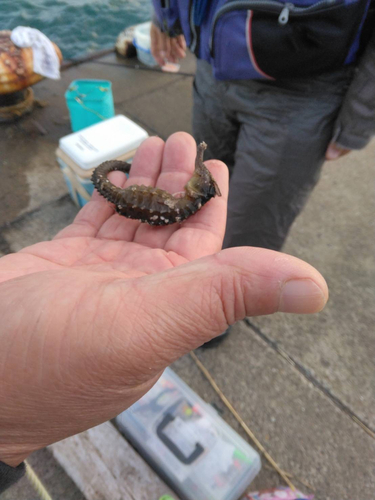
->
[[0, 50, 374, 500]]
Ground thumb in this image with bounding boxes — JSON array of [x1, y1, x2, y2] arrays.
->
[[325, 142, 351, 161], [112, 247, 328, 369]]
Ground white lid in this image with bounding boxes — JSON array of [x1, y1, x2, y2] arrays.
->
[[59, 115, 148, 170]]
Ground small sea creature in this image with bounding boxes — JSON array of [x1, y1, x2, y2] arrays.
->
[[91, 142, 221, 225]]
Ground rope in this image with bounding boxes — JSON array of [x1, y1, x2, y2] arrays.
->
[[0, 88, 34, 122], [189, 351, 297, 491], [74, 96, 107, 121], [59, 162, 91, 205], [25, 460, 54, 500]]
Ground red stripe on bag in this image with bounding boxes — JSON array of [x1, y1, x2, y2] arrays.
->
[[246, 10, 274, 80]]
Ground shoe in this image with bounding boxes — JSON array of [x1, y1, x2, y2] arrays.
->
[[199, 326, 232, 349]]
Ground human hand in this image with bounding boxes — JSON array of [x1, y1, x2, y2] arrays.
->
[[150, 22, 186, 66], [325, 142, 351, 161], [0, 132, 328, 467]]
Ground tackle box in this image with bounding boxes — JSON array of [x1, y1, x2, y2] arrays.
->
[[115, 368, 261, 500], [56, 114, 148, 207]]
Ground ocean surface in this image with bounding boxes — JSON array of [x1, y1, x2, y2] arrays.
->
[[1, 0, 152, 60]]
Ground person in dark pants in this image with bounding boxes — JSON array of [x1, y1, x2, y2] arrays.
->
[[151, 2, 375, 251], [192, 61, 354, 251], [151, 0, 375, 344]]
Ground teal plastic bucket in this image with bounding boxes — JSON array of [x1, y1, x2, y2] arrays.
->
[[65, 79, 115, 132]]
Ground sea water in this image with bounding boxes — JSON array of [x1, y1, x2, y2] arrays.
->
[[0, 0, 152, 60]]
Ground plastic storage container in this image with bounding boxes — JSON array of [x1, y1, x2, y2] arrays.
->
[[116, 368, 261, 500], [65, 79, 115, 132], [56, 115, 148, 207], [133, 22, 157, 67]]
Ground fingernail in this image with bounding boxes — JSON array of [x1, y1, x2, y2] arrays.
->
[[329, 151, 340, 160], [327, 145, 340, 160], [279, 279, 327, 314]]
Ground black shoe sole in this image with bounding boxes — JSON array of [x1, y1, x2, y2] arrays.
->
[[199, 328, 231, 349]]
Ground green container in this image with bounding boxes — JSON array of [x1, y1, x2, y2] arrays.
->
[[65, 79, 115, 132]]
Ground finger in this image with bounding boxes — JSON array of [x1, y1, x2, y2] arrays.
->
[[164, 158, 228, 259], [325, 143, 341, 160], [132, 132, 199, 248], [170, 38, 186, 60], [150, 23, 165, 66], [157, 32, 170, 64], [54, 173, 125, 240], [108, 247, 329, 371], [163, 35, 172, 62], [125, 135, 164, 187], [168, 40, 178, 63], [325, 142, 351, 161], [96, 136, 165, 241], [157, 132, 197, 190], [54, 198, 113, 240], [177, 35, 187, 52]]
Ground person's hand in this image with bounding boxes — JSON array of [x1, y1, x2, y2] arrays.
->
[[0, 132, 328, 467], [325, 142, 351, 160], [150, 22, 186, 66]]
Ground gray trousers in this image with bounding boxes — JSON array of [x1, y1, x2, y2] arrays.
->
[[192, 60, 354, 251]]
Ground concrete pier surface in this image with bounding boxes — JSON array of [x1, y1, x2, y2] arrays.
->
[[1, 50, 374, 500]]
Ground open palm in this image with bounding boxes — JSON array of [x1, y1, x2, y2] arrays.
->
[[0, 133, 328, 467], [0, 133, 226, 283]]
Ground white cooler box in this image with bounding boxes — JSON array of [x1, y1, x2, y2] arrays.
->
[[56, 115, 148, 207], [116, 368, 261, 500]]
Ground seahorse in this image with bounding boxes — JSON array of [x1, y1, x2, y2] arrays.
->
[[91, 142, 221, 226]]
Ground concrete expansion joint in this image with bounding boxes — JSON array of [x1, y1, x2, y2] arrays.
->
[[120, 72, 190, 104], [0, 193, 72, 235], [243, 318, 375, 440]]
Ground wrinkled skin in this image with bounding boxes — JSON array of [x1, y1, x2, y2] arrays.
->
[[0, 132, 328, 467]]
